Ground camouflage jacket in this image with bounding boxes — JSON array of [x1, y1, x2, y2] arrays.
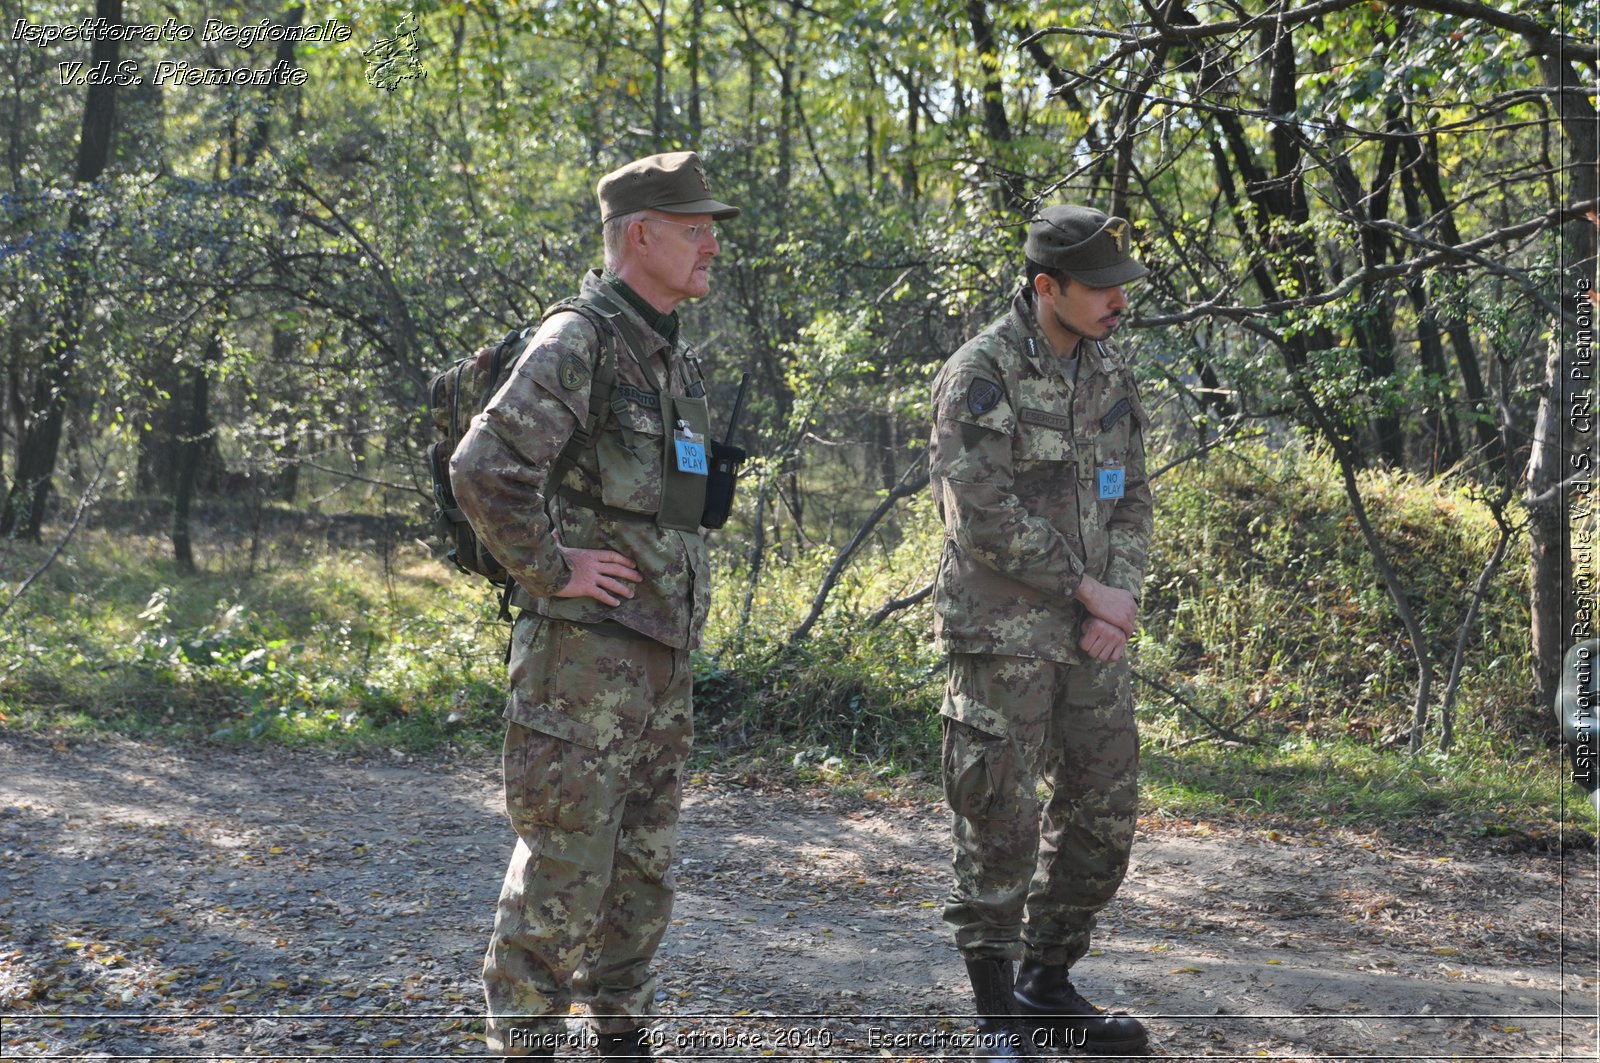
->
[[450, 270, 712, 649], [928, 286, 1153, 664]]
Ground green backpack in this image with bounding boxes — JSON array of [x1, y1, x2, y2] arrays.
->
[[426, 305, 618, 607]]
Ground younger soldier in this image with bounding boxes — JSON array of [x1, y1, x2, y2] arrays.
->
[[928, 206, 1154, 1058], [451, 152, 738, 1059]]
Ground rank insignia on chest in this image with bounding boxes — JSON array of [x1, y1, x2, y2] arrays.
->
[[966, 377, 1003, 417], [559, 352, 590, 391]]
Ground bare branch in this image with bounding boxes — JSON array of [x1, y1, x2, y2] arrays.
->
[[864, 582, 933, 628], [1020, 0, 1596, 63], [1135, 204, 1581, 330], [0, 450, 110, 626], [789, 450, 929, 645]]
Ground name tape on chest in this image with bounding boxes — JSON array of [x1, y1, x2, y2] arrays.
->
[[1019, 407, 1071, 432], [616, 382, 661, 410]]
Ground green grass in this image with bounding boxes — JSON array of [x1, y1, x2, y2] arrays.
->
[[0, 440, 1584, 837], [0, 505, 509, 751], [1138, 721, 1576, 837]]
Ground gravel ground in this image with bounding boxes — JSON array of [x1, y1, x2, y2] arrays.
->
[[0, 732, 1596, 1061]]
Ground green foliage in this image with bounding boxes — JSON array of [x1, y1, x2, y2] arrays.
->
[[694, 622, 943, 772], [1141, 442, 1533, 741], [0, 509, 506, 750], [0, 0, 1586, 837], [0, 433, 1569, 828], [696, 491, 944, 768], [695, 439, 1543, 789], [1142, 730, 1570, 836]]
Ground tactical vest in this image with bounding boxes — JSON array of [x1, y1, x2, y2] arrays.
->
[[547, 288, 712, 534]]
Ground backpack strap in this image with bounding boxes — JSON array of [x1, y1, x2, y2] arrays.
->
[[504, 299, 626, 620], [544, 299, 620, 489]]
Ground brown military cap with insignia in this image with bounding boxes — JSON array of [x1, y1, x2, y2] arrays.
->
[[1025, 205, 1147, 287], [597, 151, 741, 222]]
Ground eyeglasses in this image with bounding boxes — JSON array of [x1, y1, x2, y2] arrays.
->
[[648, 217, 718, 241]]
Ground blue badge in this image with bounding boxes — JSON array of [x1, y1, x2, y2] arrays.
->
[[673, 419, 708, 475], [1098, 467, 1124, 500], [674, 440, 707, 475]]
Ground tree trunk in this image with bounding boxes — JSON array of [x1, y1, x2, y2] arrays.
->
[[0, 328, 18, 487], [1527, 337, 1570, 709], [651, 0, 667, 143], [1397, 159, 1460, 473], [172, 332, 222, 572], [257, 6, 305, 503], [966, 0, 1025, 214], [896, 69, 920, 201], [1407, 126, 1501, 475], [688, 0, 704, 147], [776, 20, 797, 209], [1, 0, 121, 541], [270, 331, 302, 503], [1528, 51, 1598, 707]]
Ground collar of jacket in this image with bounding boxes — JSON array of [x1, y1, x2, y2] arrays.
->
[[590, 269, 680, 348], [1010, 284, 1114, 380]]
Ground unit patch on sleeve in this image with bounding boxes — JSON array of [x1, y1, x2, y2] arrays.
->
[[559, 352, 591, 391], [966, 377, 1003, 417]]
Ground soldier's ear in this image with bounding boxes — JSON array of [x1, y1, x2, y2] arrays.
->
[[627, 216, 653, 254], [1032, 271, 1061, 300]]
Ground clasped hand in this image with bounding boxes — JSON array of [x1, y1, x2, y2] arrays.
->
[[1076, 575, 1137, 663]]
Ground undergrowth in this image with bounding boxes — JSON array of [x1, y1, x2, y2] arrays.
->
[[0, 442, 1580, 833]]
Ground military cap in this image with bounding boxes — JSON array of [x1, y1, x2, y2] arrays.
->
[[1025, 205, 1147, 287], [597, 151, 740, 222]]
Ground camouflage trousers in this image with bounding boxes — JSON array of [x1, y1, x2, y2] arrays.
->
[[941, 652, 1138, 968], [483, 616, 693, 1054]]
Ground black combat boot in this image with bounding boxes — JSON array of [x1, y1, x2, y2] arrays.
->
[[965, 957, 1041, 1062], [1014, 960, 1149, 1056], [596, 1027, 653, 1062]]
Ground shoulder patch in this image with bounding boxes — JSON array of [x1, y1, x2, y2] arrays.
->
[[559, 352, 591, 391], [966, 377, 1003, 417]]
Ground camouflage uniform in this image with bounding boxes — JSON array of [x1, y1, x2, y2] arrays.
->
[[451, 269, 713, 1053], [929, 285, 1153, 969]]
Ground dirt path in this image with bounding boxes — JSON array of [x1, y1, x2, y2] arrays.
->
[[0, 733, 1595, 1061]]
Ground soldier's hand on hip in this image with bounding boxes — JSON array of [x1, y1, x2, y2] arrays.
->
[[1079, 617, 1129, 662], [555, 548, 642, 607], [1076, 575, 1138, 635]]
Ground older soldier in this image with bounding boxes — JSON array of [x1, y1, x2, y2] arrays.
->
[[928, 206, 1154, 1058], [451, 152, 738, 1060]]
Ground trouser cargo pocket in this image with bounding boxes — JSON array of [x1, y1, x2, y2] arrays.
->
[[942, 716, 1019, 822], [503, 703, 605, 834]]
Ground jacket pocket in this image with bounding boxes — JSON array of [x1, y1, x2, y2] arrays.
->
[[594, 401, 665, 515], [1015, 406, 1078, 470]]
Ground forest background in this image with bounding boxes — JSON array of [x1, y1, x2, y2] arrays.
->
[[2, 0, 1597, 829]]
